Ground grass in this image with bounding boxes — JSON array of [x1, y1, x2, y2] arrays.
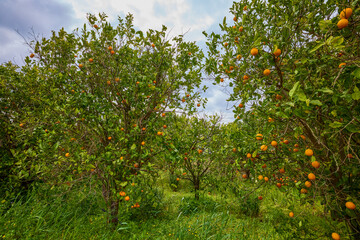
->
[[0, 173, 348, 240]]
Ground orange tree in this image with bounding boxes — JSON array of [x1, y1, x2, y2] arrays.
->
[[22, 13, 205, 223], [205, 0, 360, 238], [164, 114, 222, 199]]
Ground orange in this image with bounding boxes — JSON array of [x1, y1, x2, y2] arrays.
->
[[247, 153, 252, 158], [338, 62, 346, 68], [293, 148, 299, 152], [308, 173, 316, 180], [271, 141, 278, 147], [264, 177, 269, 182], [301, 188, 308, 194], [263, 69, 271, 76], [312, 161, 320, 168], [300, 135, 306, 140], [89, 58, 93, 62], [305, 149, 313, 156], [111, 50, 115, 55], [163, 125, 167, 129], [289, 212, 294, 217], [176, 178, 180, 181], [141, 141, 145, 146], [256, 133, 263, 140], [242, 174, 247, 179], [261, 145, 268, 151], [124, 196, 130, 201], [276, 183, 282, 188], [232, 148, 237, 153], [151, 43, 155, 48], [198, 149, 203, 154], [224, 42, 228, 47], [79, 64, 83, 68], [108, 137, 112, 140], [243, 6, 247, 11], [119, 191, 126, 196], [197, 103, 201, 107], [108, 46, 113, 51], [250, 48, 258, 56], [239, 26, 244, 32], [262, 164, 267, 169], [275, 94, 283, 100], [142, 127, 146, 131], [107, 80, 111, 85], [274, 49, 281, 57], [331, 233, 340, 240], [157, 131, 163, 136], [258, 175, 264, 180], [182, 172, 186, 176], [305, 181, 312, 188], [283, 139, 289, 144], [30, 53, 35, 58], [233, 16, 238, 21], [238, 103, 244, 108], [134, 163, 139, 168], [162, 113, 166, 117], [65, 153, 70, 157], [347, 154, 353, 158], [236, 54, 242, 60], [279, 168, 285, 174], [345, 202, 356, 210], [337, 19, 349, 29], [340, 8, 352, 19], [220, 78, 224, 82], [243, 75, 249, 80]]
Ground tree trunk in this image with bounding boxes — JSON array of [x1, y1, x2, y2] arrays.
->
[[194, 178, 200, 200]]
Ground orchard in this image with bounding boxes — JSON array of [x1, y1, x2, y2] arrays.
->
[[1, 1, 359, 239]]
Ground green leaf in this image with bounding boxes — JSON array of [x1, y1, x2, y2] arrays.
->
[[352, 68, 360, 79], [309, 42, 325, 53], [352, 86, 360, 100], [131, 144, 136, 150], [329, 121, 343, 128], [289, 82, 300, 98], [310, 100, 322, 106], [318, 88, 333, 94]]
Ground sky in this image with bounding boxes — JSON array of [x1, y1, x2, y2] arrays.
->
[[0, 0, 237, 122]]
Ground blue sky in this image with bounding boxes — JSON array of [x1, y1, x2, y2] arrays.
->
[[0, 0, 237, 122]]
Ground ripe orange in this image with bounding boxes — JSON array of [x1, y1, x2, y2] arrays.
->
[[258, 196, 263, 200], [157, 131, 163, 136], [258, 175, 264, 180], [182, 98, 186, 102], [79, 64, 83, 68], [263, 69, 271, 76], [197, 103, 201, 107], [308, 173, 316, 180], [94, 24, 98, 28], [275, 94, 283, 100], [108, 137, 112, 140], [331, 233, 340, 240], [247, 153, 252, 158], [162, 113, 166, 117], [274, 49, 281, 57], [250, 48, 258, 56], [111, 50, 115, 55], [141, 141, 145, 146], [232, 148, 237, 153], [176, 178, 180, 181], [261, 145, 268, 151], [163, 125, 167, 129], [256, 133, 263, 140], [30, 53, 35, 58], [276, 183, 282, 188], [312, 161, 320, 168], [243, 75, 249, 80], [271, 141, 278, 147], [264, 177, 269, 182], [65, 153, 70, 157], [283, 139, 289, 144], [300, 135, 306, 140], [289, 212, 294, 217], [107, 80, 111, 85], [151, 43, 155, 48], [294, 144, 299, 148], [339, 62, 346, 68], [142, 127, 146, 131], [301, 188, 308, 194], [305, 181, 312, 188], [224, 42, 228, 47], [279, 168, 285, 174], [242, 174, 247, 179], [345, 202, 356, 210], [347, 154, 353, 158], [233, 16, 238, 21], [108, 46, 113, 51], [220, 78, 224, 82], [293, 148, 299, 152], [134, 163, 139, 168], [337, 19, 349, 29], [305, 149, 313, 156], [124, 196, 130, 201], [119, 191, 126, 196], [238, 103, 244, 108], [198, 149, 203, 154], [89, 58, 93, 62], [239, 26, 244, 32], [340, 8, 352, 19], [262, 164, 267, 169], [243, 6, 247, 10]]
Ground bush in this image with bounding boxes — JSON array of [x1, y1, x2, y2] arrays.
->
[[178, 196, 219, 215]]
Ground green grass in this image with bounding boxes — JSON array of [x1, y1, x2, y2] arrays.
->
[[0, 174, 349, 240]]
